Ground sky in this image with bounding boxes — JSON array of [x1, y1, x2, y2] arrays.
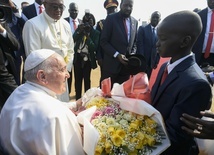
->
[[12, 0, 207, 24]]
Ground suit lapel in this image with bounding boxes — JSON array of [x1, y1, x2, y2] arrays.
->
[[152, 56, 195, 106], [127, 17, 137, 54]]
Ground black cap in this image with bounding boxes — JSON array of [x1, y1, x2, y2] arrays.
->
[[104, 0, 118, 9], [126, 54, 147, 75]]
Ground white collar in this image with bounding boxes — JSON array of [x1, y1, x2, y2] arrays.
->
[[167, 53, 193, 73], [69, 17, 78, 22], [26, 81, 57, 98], [34, 2, 44, 8]]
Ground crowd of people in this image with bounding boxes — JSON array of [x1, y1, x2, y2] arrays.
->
[[0, 0, 214, 154]]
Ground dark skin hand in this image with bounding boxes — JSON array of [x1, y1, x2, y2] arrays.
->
[[117, 54, 128, 66], [180, 111, 214, 139]]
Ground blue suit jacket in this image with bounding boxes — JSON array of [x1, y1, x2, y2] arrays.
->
[[22, 3, 37, 20], [151, 55, 212, 154], [100, 11, 138, 74], [192, 8, 208, 64], [137, 24, 159, 69]]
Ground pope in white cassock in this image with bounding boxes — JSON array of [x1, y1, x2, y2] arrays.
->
[[0, 49, 85, 155], [22, 0, 73, 102]]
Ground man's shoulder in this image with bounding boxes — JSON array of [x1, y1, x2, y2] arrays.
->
[[130, 16, 138, 22], [64, 17, 69, 22], [198, 8, 208, 16]]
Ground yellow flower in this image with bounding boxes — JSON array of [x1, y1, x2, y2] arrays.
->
[[95, 145, 103, 155], [146, 127, 156, 135], [107, 127, 115, 135], [111, 134, 123, 147], [99, 133, 106, 143], [129, 122, 139, 131], [133, 119, 142, 127], [128, 150, 138, 155], [105, 141, 112, 154], [116, 129, 126, 138], [131, 137, 138, 143], [135, 140, 143, 149], [145, 116, 157, 127], [137, 132, 145, 140], [145, 135, 156, 146], [136, 114, 144, 120]]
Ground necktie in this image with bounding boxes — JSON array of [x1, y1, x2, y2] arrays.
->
[[73, 20, 77, 30], [204, 10, 214, 58], [152, 27, 156, 44], [123, 18, 128, 36], [39, 6, 43, 14], [160, 66, 168, 85]]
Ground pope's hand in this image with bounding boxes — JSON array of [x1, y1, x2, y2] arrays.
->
[[70, 98, 86, 115]]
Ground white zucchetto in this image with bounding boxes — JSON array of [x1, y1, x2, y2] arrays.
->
[[24, 49, 55, 71]]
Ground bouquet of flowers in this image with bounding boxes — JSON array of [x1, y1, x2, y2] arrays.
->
[[77, 73, 170, 155]]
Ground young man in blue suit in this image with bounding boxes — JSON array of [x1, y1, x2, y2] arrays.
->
[[151, 10, 212, 155], [100, 0, 138, 87], [192, 0, 214, 67], [137, 11, 161, 79]]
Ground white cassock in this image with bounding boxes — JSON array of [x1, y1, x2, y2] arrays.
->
[[23, 11, 74, 102], [0, 81, 85, 155]]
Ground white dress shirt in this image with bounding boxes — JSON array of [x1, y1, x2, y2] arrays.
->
[[202, 7, 214, 53]]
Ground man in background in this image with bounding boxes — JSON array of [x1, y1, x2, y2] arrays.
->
[[96, 0, 118, 85], [64, 2, 82, 95], [22, 0, 44, 21], [21, 1, 29, 10], [100, 0, 138, 87], [22, 0, 74, 102], [137, 11, 161, 79], [192, 0, 214, 67]]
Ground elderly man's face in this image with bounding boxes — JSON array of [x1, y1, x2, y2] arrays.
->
[[44, 0, 65, 20], [45, 54, 70, 95]]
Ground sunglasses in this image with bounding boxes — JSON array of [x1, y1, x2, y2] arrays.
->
[[45, 2, 66, 11]]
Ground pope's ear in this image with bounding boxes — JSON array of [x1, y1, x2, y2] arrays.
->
[[37, 70, 46, 82]]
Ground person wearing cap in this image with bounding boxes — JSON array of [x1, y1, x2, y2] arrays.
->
[[96, 0, 118, 86], [0, 49, 85, 154], [22, 0, 74, 102], [100, 0, 138, 87]]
